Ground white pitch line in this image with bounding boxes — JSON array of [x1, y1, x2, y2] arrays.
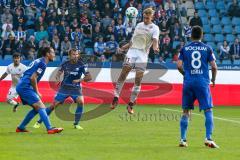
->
[[162, 108, 240, 125]]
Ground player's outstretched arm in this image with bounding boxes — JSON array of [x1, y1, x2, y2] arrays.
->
[[30, 72, 41, 97], [210, 60, 217, 87], [177, 60, 185, 76], [0, 72, 8, 81], [118, 41, 132, 53]]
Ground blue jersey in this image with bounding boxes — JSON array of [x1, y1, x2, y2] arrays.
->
[[19, 58, 47, 87], [179, 41, 215, 84], [59, 59, 88, 89]]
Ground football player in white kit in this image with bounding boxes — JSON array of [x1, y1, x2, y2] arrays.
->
[[0, 53, 27, 112], [111, 8, 160, 114]]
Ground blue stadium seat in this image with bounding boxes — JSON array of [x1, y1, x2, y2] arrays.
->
[[172, 41, 180, 49], [206, 2, 215, 10], [207, 42, 217, 51], [198, 9, 207, 17], [221, 17, 231, 25], [84, 48, 94, 55], [54, 55, 61, 61], [217, 42, 223, 50], [195, 2, 205, 10], [216, 1, 225, 10], [232, 17, 240, 26], [208, 9, 218, 17], [223, 25, 233, 34], [210, 17, 220, 25], [201, 17, 209, 25], [226, 34, 235, 43], [4, 55, 12, 60], [215, 34, 224, 43], [26, 29, 35, 39], [235, 26, 240, 34], [203, 25, 211, 33], [212, 25, 222, 34], [204, 34, 214, 42]]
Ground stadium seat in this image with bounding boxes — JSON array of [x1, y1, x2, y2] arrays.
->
[[223, 25, 233, 34], [201, 17, 209, 25], [215, 34, 225, 43], [204, 34, 214, 42], [61, 56, 69, 62], [232, 17, 240, 26], [203, 25, 211, 33], [54, 55, 61, 61], [206, 2, 215, 10], [208, 9, 218, 17], [181, 17, 188, 25], [226, 34, 235, 43], [217, 42, 223, 50], [185, 1, 194, 9], [4, 55, 12, 60], [216, 1, 225, 10], [172, 41, 180, 49], [212, 25, 222, 34], [207, 42, 217, 51], [210, 17, 220, 25], [187, 9, 195, 17], [235, 26, 240, 34], [198, 9, 207, 17], [195, 2, 205, 10], [221, 17, 231, 25], [84, 48, 94, 55]]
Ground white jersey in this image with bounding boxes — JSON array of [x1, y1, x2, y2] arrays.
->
[[6, 63, 27, 87], [130, 22, 160, 54]]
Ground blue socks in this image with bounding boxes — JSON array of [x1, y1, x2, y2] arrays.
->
[[180, 115, 189, 140], [18, 109, 38, 130], [205, 109, 214, 140], [38, 107, 53, 123], [74, 104, 83, 125], [38, 108, 52, 130]]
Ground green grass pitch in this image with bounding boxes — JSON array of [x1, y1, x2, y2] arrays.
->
[[0, 103, 239, 160]]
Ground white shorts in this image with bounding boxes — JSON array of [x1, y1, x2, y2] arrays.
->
[[123, 48, 148, 71], [7, 87, 18, 100]]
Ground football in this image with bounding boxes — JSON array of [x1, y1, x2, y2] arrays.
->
[[125, 7, 138, 19]]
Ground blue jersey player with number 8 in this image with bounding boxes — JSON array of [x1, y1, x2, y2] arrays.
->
[[177, 26, 219, 148]]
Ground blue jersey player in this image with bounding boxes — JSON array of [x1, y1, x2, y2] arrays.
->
[[16, 47, 63, 134], [177, 26, 219, 148], [33, 48, 92, 130]]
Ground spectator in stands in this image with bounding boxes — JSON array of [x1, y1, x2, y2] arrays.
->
[[93, 25, 104, 42], [35, 25, 49, 44], [72, 36, 83, 54], [160, 38, 172, 62], [13, 7, 25, 30], [39, 37, 51, 48], [71, 27, 82, 42], [2, 34, 16, 58], [228, 0, 240, 17], [158, 11, 168, 25], [173, 40, 185, 63], [159, 20, 169, 38], [183, 24, 191, 41], [1, 24, 15, 40], [190, 12, 203, 27], [92, 10, 102, 26], [170, 22, 183, 41], [101, 15, 113, 29], [104, 25, 115, 42], [166, 4, 176, 18], [70, 18, 80, 31], [166, 12, 179, 28], [51, 34, 61, 55], [25, 3, 37, 22], [35, 16, 47, 31], [23, 35, 37, 60], [1, 7, 13, 25], [81, 18, 92, 38], [164, 0, 175, 10], [142, 0, 156, 9], [219, 40, 230, 64], [94, 36, 106, 61], [47, 21, 57, 41], [15, 26, 26, 42], [15, 37, 25, 57], [104, 35, 119, 61], [229, 38, 240, 64], [61, 36, 72, 57]]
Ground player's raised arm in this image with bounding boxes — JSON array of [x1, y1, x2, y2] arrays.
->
[[210, 60, 217, 87], [30, 72, 41, 97], [177, 59, 185, 76]]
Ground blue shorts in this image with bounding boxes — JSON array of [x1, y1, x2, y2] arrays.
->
[[182, 82, 213, 111], [55, 88, 82, 103], [16, 85, 40, 106]]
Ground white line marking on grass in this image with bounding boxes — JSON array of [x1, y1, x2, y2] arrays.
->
[[162, 108, 240, 125]]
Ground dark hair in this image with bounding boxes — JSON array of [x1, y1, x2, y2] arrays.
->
[[13, 52, 21, 58], [38, 47, 52, 57], [191, 26, 203, 40]]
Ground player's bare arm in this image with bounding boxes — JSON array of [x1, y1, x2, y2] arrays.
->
[[118, 41, 132, 53], [30, 72, 41, 98], [177, 60, 185, 76], [210, 60, 217, 87], [55, 70, 63, 83], [152, 38, 159, 54], [0, 72, 8, 81], [73, 72, 92, 83]]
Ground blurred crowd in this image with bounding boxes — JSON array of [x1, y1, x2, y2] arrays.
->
[[0, 0, 183, 63]]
